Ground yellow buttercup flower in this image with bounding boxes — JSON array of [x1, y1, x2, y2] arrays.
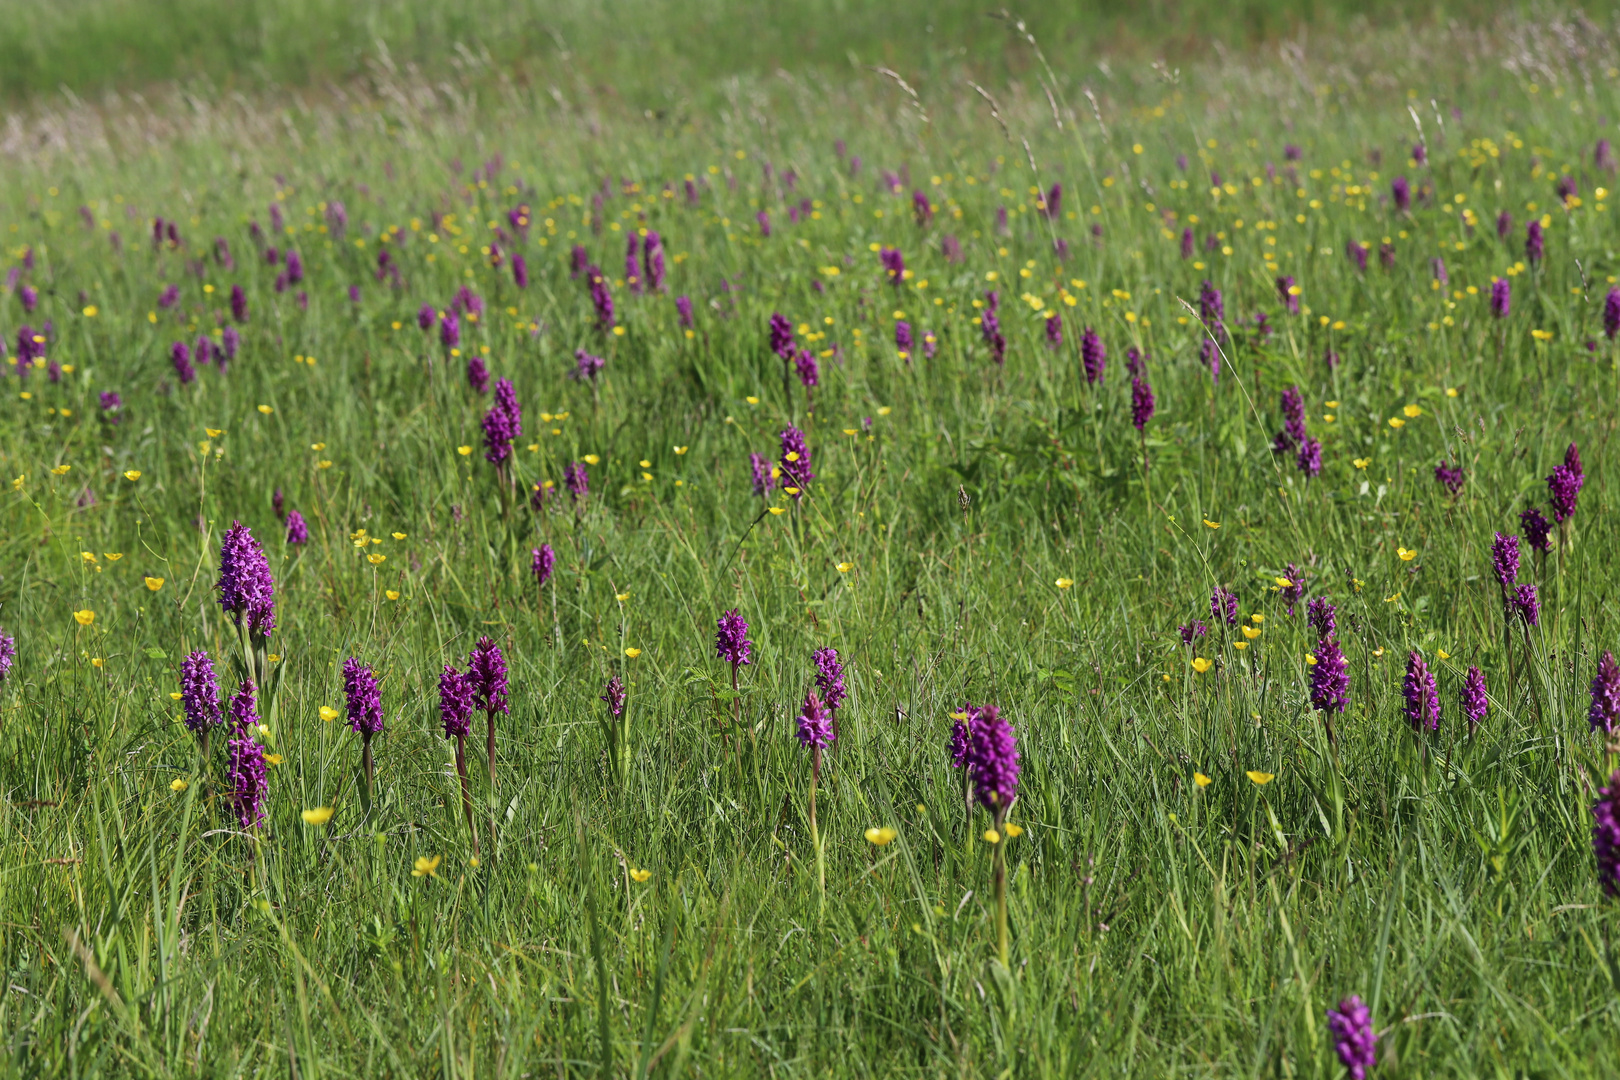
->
[[205, 428, 223, 438], [1437, 649, 1451, 660], [583, 454, 600, 465], [1002, 823, 1024, 838], [412, 855, 442, 878], [1251, 613, 1264, 624], [1246, 771, 1275, 785], [865, 826, 898, 846], [982, 829, 1001, 844], [629, 868, 652, 883], [615, 592, 630, 602], [1274, 576, 1293, 588], [104, 553, 123, 562], [1193, 773, 1212, 788], [264, 754, 285, 765], [302, 807, 335, 825], [385, 590, 400, 600], [1191, 657, 1213, 673], [1403, 404, 1422, 418], [145, 577, 164, 591], [1388, 417, 1406, 429], [1397, 547, 1417, 561], [1203, 519, 1220, 529], [124, 470, 142, 481], [170, 778, 189, 792], [457, 446, 473, 456], [625, 648, 641, 658], [392, 532, 406, 540], [674, 445, 689, 455], [1306, 653, 1318, 665], [1353, 458, 1371, 469], [257, 404, 274, 415], [838, 563, 854, 573], [51, 465, 72, 476], [73, 609, 95, 626], [1233, 641, 1249, 651], [1242, 626, 1261, 640], [367, 553, 386, 565], [319, 706, 340, 722], [1055, 577, 1074, 589], [768, 507, 787, 515]]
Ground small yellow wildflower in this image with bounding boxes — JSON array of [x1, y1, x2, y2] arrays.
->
[[1193, 773, 1212, 788], [1002, 823, 1024, 838], [124, 470, 142, 481], [412, 855, 442, 878], [302, 807, 335, 825], [630, 868, 652, 883], [1246, 771, 1275, 785], [864, 826, 898, 846], [257, 405, 274, 415], [73, 610, 95, 626], [982, 829, 1001, 844], [1055, 577, 1074, 589], [170, 778, 189, 792], [457, 446, 472, 456], [319, 706, 340, 722], [1397, 547, 1417, 561], [625, 648, 642, 658], [1242, 626, 1261, 640], [1191, 657, 1213, 673], [145, 577, 164, 591]]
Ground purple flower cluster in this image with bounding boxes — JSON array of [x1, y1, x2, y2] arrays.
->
[[980, 291, 1005, 365], [180, 651, 221, 735], [1402, 651, 1438, 732], [531, 543, 555, 587], [1326, 996, 1377, 1080], [343, 657, 384, 736], [1607, 288, 1620, 340], [588, 267, 614, 330], [468, 636, 509, 716], [1131, 376, 1155, 432], [1280, 564, 1303, 615], [796, 690, 834, 749], [571, 348, 606, 382], [879, 246, 904, 286], [1515, 584, 1541, 627], [750, 452, 775, 496], [1491, 532, 1519, 590], [172, 341, 196, 385], [1211, 587, 1238, 627], [1525, 219, 1544, 263], [482, 377, 522, 465], [964, 704, 1020, 812], [1595, 770, 1620, 897], [1520, 506, 1552, 553], [895, 320, 914, 358], [601, 675, 627, 718], [1178, 622, 1207, 645], [1461, 665, 1489, 735], [643, 231, 666, 292], [1307, 597, 1336, 636], [1547, 442, 1583, 523], [813, 647, 847, 711], [1080, 327, 1105, 385], [1490, 277, 1511, 319], [226, 683, 268, 828], [466, 355, 490, 393], [1310, 636, 1349, 714], [676, 295, 694, 328], [795, 348, 819, 389], [1276, 275, 1299, 314], [565, 461, 589, 501], [217, 521, 275, 636], [438, 665, 475, 739], [769, 311, 795, 359], [1434, 461, 1465, 495], [780, 426, 813, 494], [1044, 313, 1062, 350], [715, 609, 753, 667], [1590, 651, 1620, 735], [0, 628, 13, 683], [949, 711, 971, 768]]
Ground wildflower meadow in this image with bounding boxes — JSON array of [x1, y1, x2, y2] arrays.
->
[[2, 3, 1620, 1075]]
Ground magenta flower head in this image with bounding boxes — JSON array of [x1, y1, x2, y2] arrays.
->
[[1434, 461, 1465, 494], [1198, 280, 1223, 323], [1547, 464, 1581, 523], [222, 326, 240, 362], [1520, 506, 1552, 553], [779, 426, 813, 495], [715, 609, 752, 668], [755, 210, 771, 237], [1590, 652, 1620, 735], [512, 253, 529, 289], [226, 682, 267, 828], [1307, 597, 1336, 636], [1081, 327, 1105, 384], [1491, 532, 1520, 589], [1402, 650, 1439, 732], [1276, 275, 1299, 314], [1461, 665, 1489, 735], [1045, 313, 1062, 350], [1280, 564, 1305, 614], [1326, 996, 1377, 1080], [1178, 622, 1207, 645], [180, 650, 222, 735], [466, 354, 490, 393], [749, 452, 775, 496], [467, 636, 509, 716], [171, 341, 196, 385], [1432, 257, 1448, 285], [1525, 219, 1544, 263], [601, 675, 626, 718], [229, 283, 248, 323], [1595, 770, 1620, 897], [1131, 376, 1155, 432], [531, 543, 555, 587], [417, 304, 435, 331], [1295, 438, 1321, 478], [949, 710, 971, 768], [795, 348, 819, 389], [912, 190, 933, 227], [564, 461, 589, 501], [343, 657, 384, 736], [813, 647, 847, 710], [1606, 289, 1620, 339], [1496, 209, 1513, 239], [0, 628, 14, 683], [895, 320, 914, 356], [1044, 182, 1062, 219], [1211, 587, 1238, 627], [1391, 175, 1411, 212], [643, 231, 666, 292], [1515, 584, 1541, 627], [285, 510, 309, 545], [439, 312, 461, 351], [676, 295, 694, 328], [1490, 277, 1511, 319], [1567, 442, 1585, 481], [879, 247, 905, 286], [570, 244, 589, 277], [1310, 636, 1349, 714], [99, 391, 122, 419], [482, 377, 522, 465], [1180, 228, 1194, 259], [439, 665, 474, 740], [1346, 240, 1369, 273], [589, 267, 615, 330], [571, 348, 605, 382], [217, 521, 275, 636], [624, 233, 642, 293], [769, 311, 795, 359], [796, 689, 834, 749], [966, 705, 1020, 813]]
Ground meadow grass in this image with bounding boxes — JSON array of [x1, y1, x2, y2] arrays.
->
[[1, 7, 1619, 1077]]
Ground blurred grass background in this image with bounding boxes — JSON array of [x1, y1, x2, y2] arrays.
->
[[0, 0, 1559, 104]]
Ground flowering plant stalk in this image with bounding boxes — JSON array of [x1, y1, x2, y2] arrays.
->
[[600, 675, 629, 783], [796, 690, 834, 916]]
